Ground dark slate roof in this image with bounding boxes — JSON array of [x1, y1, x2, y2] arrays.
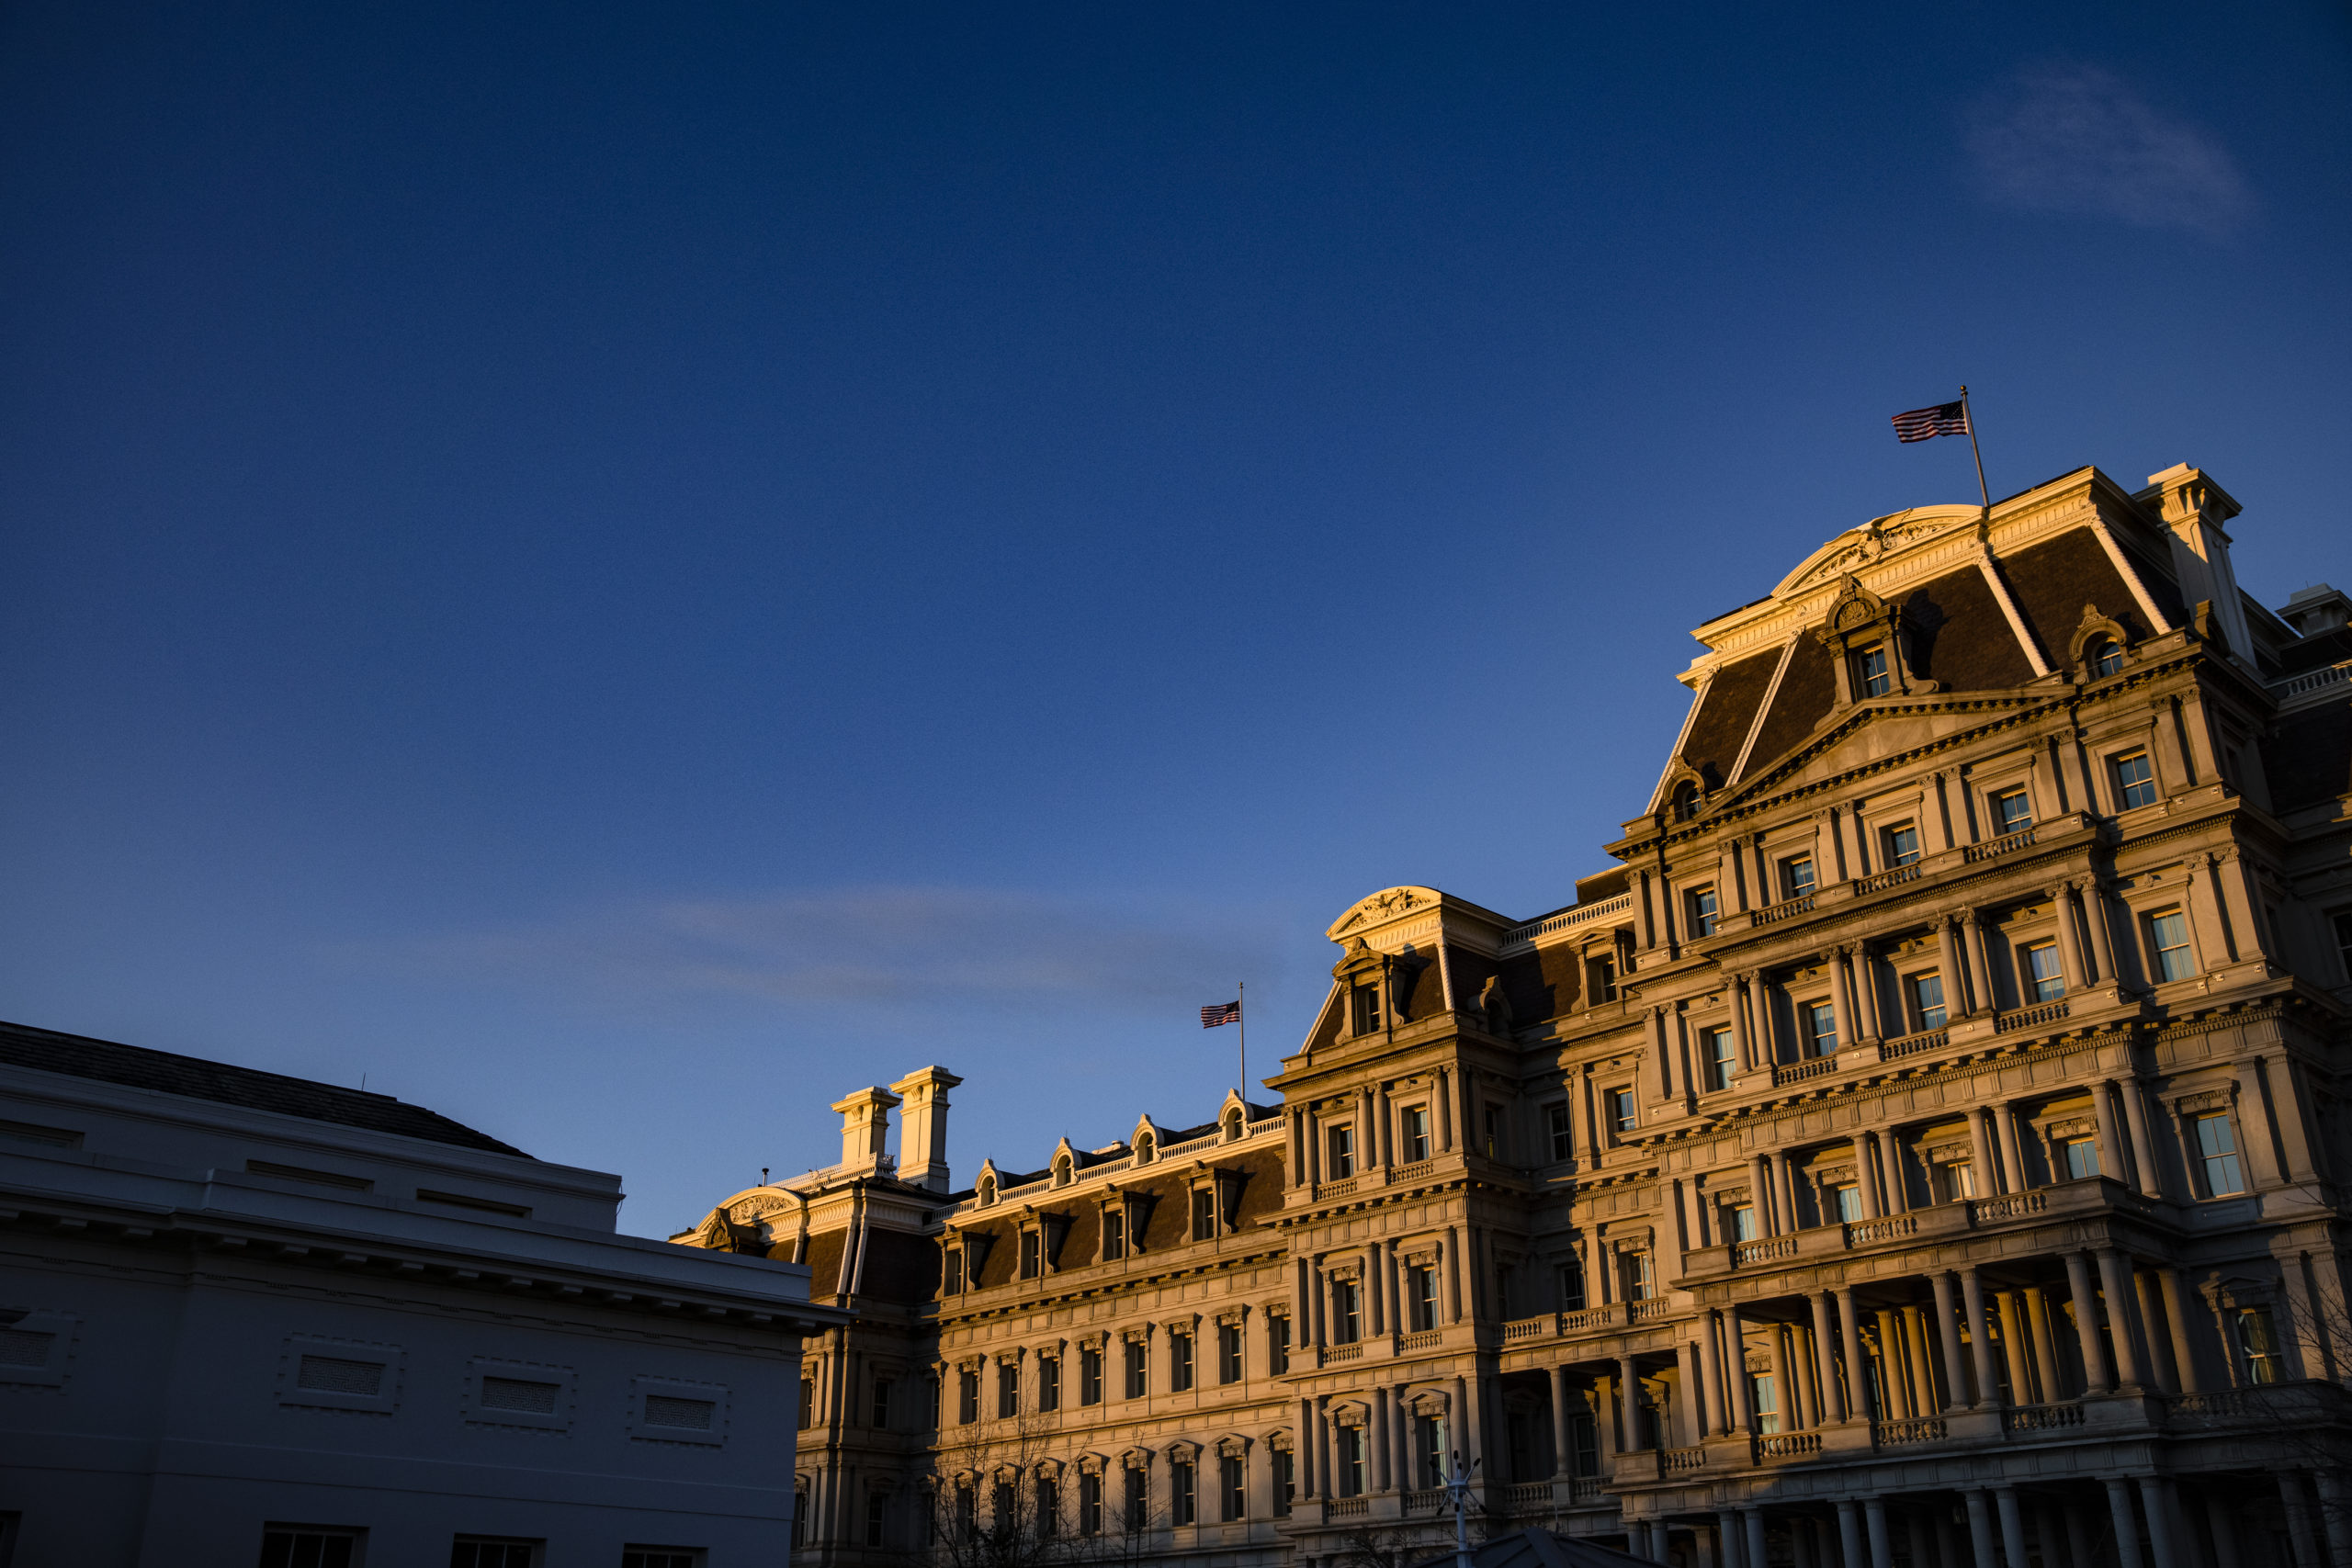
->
[[0, 1019, 529, 1156]]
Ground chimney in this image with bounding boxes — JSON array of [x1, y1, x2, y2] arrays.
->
[[831, 1085, 902, 1175], [890, 1066, 963, 1192], [2143, 464, 2252, 661]]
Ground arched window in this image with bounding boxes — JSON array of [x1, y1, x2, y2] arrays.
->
[[1671, 781, 1700, 822], [1223, 1110, 1244, 1142], [1052, 1156, 1072, 1188], [2088, 638, 2124, 676], [1134, 1133, 1155, 1164]]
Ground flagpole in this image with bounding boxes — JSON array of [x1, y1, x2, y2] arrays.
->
[[1238, 982, 1246, 1102], [1961, 385, 1990, 512]]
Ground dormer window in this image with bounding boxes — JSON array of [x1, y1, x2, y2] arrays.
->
[[1856, 645, 1891, 697], [1102, 1205, 1126, 1261], [1671, 781, 1700, 822], [1586, 953, 1617, 1002], [2088, 638, 2124, 676], [1018, 1230, 1042, 1280], [944, 1247, 966, 1295], [1350, 982, 1382, 1034]]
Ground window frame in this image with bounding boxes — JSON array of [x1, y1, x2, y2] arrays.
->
[[1686, 885, 1719, 940], [1804, 998, 1838, 1057], [2190, 1111, 2245, 1197], [1702, 1023, 1736, 1090], [1078, 1344, 1103, 1406], [1399, 1104, 1431, 1163], [2111, 750, 2159, 811], [1217, 1321, 1243, 1385], [1781, 853, 1816, 900], [1349, 982, 1382, 1034], [1326, 1123, 1356, 1179], [2021, 940, 2065, 1002], [1905, 971, 1946, 1032], [1544, 1101, 1574, 1162], [1882, 820, 1922, 868], [1605, 1086, 1636, 1141], [1989, 787, 2033, 836], [2145, 908, 2196, 983], [1122, 1339, 1148, 1400], [1169, 1327, 1194, 1393], [1855, 644, 1891, 698]]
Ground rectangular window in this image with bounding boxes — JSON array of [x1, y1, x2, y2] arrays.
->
[[1545, 1101, 1573, 1161], [798, 1377, 814, 1430], [1782, 855, 1815, 899], [1687, 886, 1719, 939], [2024, 941, 2064, 1001], [1327, 1125, 1355, 1179], [1831, 1183, 1860, 1222], [1037, 1479, 1058, 1539], [1125, 1469, 1147, 1532], [1621, 1250, 1654, 1302], [2062, 1136, 2099, 1179], [1336, 1427, 1366, 1497], [956, 1485, 976, 1542], [1190, 1188, 1216, 1242], [1272, 1449, 1295, 1517], [997, 1362, 1019, 1418], [2235, 1307, 2281, 1385], [1268, 1314, 1290, 1375], [1557, 1258, 1585, 1311], [1482, 1104, 1503, 1159], [944, 1248, 964, 1294], [2193, 1112, 2245, 1196], [1907, 973, 1946, 1032], [1702, 1025, 1736, 1090], [957, 1370, 978, 1425], [1332, 1279, 1362, 1344], [259, 1529, 362, 1568], [1171, 1458, 1195, 1525], [450, 1540, 539, 1568], [1933, 1158, 1975, 1201], [1856, 645, 1891, 697], [1417, 1414, 1445, 1487], [1102, 1207, 1125, 1260], [1805, 1000, 1838, 1056], [1991, 788, 2033, 834], [1079, 1472, 1102, 1535], [1019, 1229, 1042, 1280], [928, 1377, 942, 1429], [1123, 1340, 1147, 1399], [1218, 1323, 1242, 1384], [1408, 1265, 1439, 1330], [1169, 1330, 1193, 1393], [1037, 1358, 1060, 1413], [1494, 1263, 1518, 1318], [1351, 983, 1382, 1033], [871, 1378, 893, 1429], [1221, 1454, 1246, 1520], [1607, 1088, 1636, 1138], [1400, 1106, 1431, 1162], [1727, 1202, 1757, 1242], [625, 1548, 704, 1568], [1079, 1346, 1103, 1405], [2147, 909, 2195, 982], [865, 1493, 888, 1549], [1751, 1373, 1781, 1434], [1587, 953, 1618, 1002], [2112, 751, 2158, 810], [1883, 822, 1922, 867]]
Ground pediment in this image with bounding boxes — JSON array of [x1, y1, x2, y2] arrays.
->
[[1724, 691, 2031, 806], [1325, 886, 1440, 942]]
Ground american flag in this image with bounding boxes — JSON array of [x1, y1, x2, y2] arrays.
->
[[1201, 999, 1241, 1028], [1892, 399, 1969, 443]]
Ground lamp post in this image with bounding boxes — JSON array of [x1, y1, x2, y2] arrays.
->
[[1444, 1450, 1480, 1568]]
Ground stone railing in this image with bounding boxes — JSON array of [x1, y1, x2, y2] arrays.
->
[[1560, 1305, 1620, 1336], [1248, 1115, 1285, 1137], [1501, 893, 1636, 948], [1752, 893, 1816, 926], [1323, 1343, 1363, 1362], [1629, 1299, 1673, 1323], [1853, 863, 1923, 896], [1660, 1446, 1705, 1474], [1328, 1497, 1370, 1519], [1569, 1478, 1604, 1506], [1734, 1237, 1798, 1267], [1315, 1177, 1361, 1201], [1390, 1159, 1438, 1185], [1502, 1315, 1555, 1343], [1963, 826, 2037, 863], [1995, 999, 2070, 1033], [1402, 1487, 1447, 1516], [1500, 1482, 1554, 1510], [1844, 1214, 1919, 1246], [1971, 1191, 2049, 1224], [1773, 1055, 1838, 1087], [1756, 1432, 1822, 1460], [1396, 1328, 1443, 1352], [1879, 1028, 1948, 1061], [1157, 1131, 1222, 1159], [2001, 1402, 2083, 1433], [1872, 1416, 1948, 1446], [2274, 660, 2351, 699]]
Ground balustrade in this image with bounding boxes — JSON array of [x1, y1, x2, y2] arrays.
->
[[1995, 1000, 2069, 1033], [1878, 1028, 1947, 1061], [1872, 1416, 1948, 1446], [1756, 1432, 1822, 1461], [2001, 1402, 2084, 1433]]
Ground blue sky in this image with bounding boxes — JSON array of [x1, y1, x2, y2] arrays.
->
[[4, 3, 2346, 1235]]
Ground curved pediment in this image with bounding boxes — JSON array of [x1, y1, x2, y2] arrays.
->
[[1324, 886, 1441, 942], [1773, 506, 1984, 599]]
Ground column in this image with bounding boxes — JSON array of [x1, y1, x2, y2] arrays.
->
[[1618, 1355, 1642, 1450], [1996, 1487, 2030, 1568], [1962, 1268, 2000, 1409], [2278, 1474, 2319, 1568], [2136, 1477, 2178, 1568], [1853, 1134, 1882, 1220], [1548, 1366, 1572, 1478], [1854, 945, 1883, 1042], [1725, 1307, 1753, 1433], [1368, 1240, 1386, 1336], [2117, 1079, 2161, 1198], [1372, 1386, 1392, 1493], [1753, 1155, 1777, 1235], [1828, 947, 1855, 1052], [1729, 975, 1754, 1072], [1875, 1308, 1908, 1416], [1677, 1340, 1703, 1449], [1883, 1132, 1911, 1213], [2065, 1254, 2113, 1393], [1864, 1498, 1894, 1568], [1936, 916, 1969, 1026], [1700, 1309, 1727, 1435], [1838, 1502, 1865, 1568], [1745, 1510, 1769, 1568], [2095, 1247, 2146, 1388], [1315, 1394, 1333, 1500], [2025, 1285, 2066, 1399], [1967, 1111, 1998, 1199], [1461, 1373, 1486, 1480], [1773, 1153, 1799, 1236], [1928, 1271, 1967, 1412], [2091, 1085, 2126, 1189], [2156, 1269, 2202, 1393], [2050, 885, 2087, 992], [2313, 1471, 2352, 1568], [1392, 1384, 1413, 1493], [1720, 1513, 1747, 1568], [1995, 1104, 2028, 1199], [2082, 877, 2120, 984], [1766, 1325, 1793, 1433], [1900, 1305, 1938, 1416], [1963, 1490, 1997, 1568], [1963, 908, 1995, 1015], [2105, 1480, 2142, 1568], [1995, 1290, 2033, 1404], [1812, 1292, 1847, 1421], [2133, 1271, 2178, 1393], [1436, 1068, 1454, 1151], [1838, 1287, 1869, 1420], [1444, 1227, 1464, 1323]]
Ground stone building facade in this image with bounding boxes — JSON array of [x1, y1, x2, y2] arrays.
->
[[683, 462, 2352, 1568]]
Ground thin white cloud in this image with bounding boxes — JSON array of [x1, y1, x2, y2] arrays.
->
[[338, 886, 1286, 1019], [1964, 64, 2253, 237]]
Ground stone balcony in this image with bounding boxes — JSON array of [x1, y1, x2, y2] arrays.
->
[[1677, 1174, 2151, 1286]]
